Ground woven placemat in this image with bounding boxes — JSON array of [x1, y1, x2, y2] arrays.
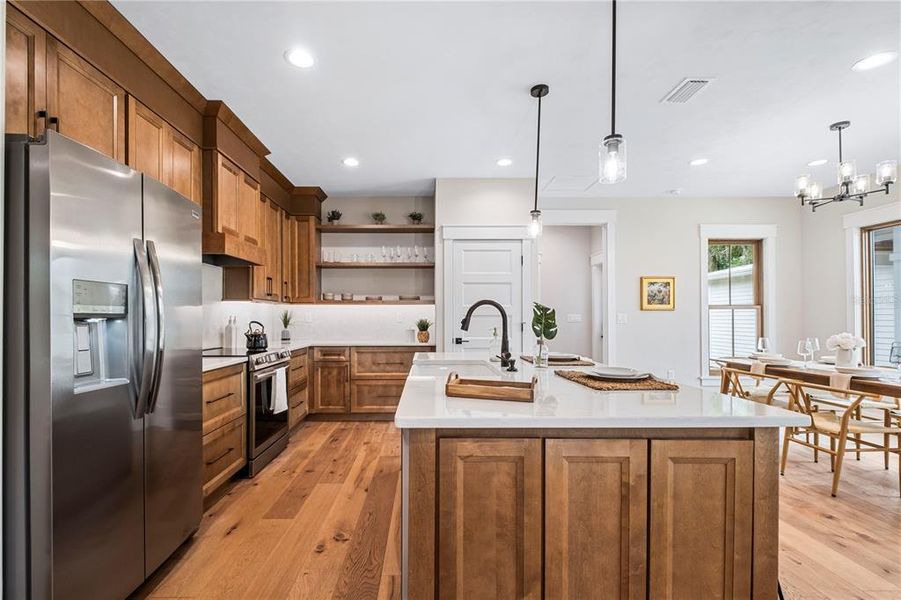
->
[[521, 355, 595, 367], [555, 370, 680, 391]]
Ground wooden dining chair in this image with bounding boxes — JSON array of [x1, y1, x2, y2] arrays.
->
[[778, 378, 901, 496], [719, 366, 791, 408]]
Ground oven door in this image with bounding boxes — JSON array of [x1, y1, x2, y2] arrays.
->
[[249, 365, 289, 458]]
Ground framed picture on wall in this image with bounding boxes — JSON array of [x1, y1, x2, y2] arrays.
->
[[640, 276, 675, 311]]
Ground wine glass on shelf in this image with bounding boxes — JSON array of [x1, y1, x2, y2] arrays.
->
[[756, 337, 771, 355], [414, 245, 421, 263], [381, 245, 388, 263]]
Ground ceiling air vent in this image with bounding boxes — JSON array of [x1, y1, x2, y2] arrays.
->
[[661, 78, 713, 104]]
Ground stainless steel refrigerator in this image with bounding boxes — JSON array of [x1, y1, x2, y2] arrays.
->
[[4, 131, 203, 600]]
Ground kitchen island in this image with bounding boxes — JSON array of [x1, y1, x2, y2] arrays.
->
[[395, 353, 808, 599]]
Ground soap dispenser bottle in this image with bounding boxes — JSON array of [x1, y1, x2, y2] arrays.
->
[[224, 315, 237, 349]]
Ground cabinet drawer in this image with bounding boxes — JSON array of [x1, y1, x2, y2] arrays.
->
[[288, 383, 309, 429], [314, 346, 349, 362], [351, 379, 406, 413], [289, 350, 308, 388], [202, 364, 245, 435], [351, 347, 415, 379], [202, 417, 246, 497]]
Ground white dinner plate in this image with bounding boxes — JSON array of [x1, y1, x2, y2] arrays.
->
[[548, 352, 581, 361], [756, 357, 792, 366], [818, 355, 836, 365], [591, 367, 650, 380], [749, 352, 783, 360], [834, 366, 885, 379]]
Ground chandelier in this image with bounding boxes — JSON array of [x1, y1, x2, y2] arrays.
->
[[794, 121, 896, 212]]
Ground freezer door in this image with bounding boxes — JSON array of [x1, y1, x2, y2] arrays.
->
[[43, 131, 147, 599], [142, 176, 203, 576]]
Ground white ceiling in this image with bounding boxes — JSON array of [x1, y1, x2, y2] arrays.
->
[[113, 1, 900, 198]]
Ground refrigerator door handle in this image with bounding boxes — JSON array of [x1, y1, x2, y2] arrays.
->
[[146, 239, 166, 414], [133, 238, 158, 418]]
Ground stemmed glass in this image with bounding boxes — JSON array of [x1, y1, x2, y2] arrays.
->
[[381, 245, 388, 263], [414, 245, 421, 263], [756, 337, 771, 355], [809, 337, 821, 362], [797, 338, 814, 367]]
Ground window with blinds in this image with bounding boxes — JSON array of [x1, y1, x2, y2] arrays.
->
[[707, 240, 762, 373], [862, 221, 900, 367]]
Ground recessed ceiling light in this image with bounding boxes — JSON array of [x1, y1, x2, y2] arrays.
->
[[284, 48, 315, 69], [342, 157, 359, 167], [496, 158, 513, 167], [667, 188, 682, 196], [689, 158, 708, 167], [851, 51, 898, 72], [807, 159, 828, 167]]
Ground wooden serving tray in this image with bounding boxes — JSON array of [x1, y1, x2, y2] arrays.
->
[[445, 372, 537, 403]]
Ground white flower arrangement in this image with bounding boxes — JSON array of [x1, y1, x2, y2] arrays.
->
[[826, 332, 866, 351]]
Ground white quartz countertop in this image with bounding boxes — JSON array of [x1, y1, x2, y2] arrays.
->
[[202, 340, 434, 372], [394, 353, 810, 429]]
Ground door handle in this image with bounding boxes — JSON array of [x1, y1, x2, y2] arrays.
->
[[205, 448, 234, 466], [133, 239, 158, 419], [454, 337, 469, 345], [206, 392, 234, 405], [146, 240, 166, 414]]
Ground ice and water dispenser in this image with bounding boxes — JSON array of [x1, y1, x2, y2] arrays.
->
[[72, 279, 130, 393]]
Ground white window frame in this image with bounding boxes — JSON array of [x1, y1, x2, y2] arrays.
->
[[843, 201, 901, 341], [699, 224, 777, 387]]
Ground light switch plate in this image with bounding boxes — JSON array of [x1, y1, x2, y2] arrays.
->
[[616, 313, 628, 325], [566, 314, 582, 323]]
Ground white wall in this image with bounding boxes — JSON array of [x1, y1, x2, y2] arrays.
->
[[538, 226, 593, 357], [800, 185, 899, 347]]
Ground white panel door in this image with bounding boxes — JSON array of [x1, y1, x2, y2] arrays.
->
[[450, 240, 523, 355]]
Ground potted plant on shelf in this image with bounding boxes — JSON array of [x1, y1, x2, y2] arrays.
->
[[415, 318, 433, 344], [326, 209, 342, 224], [826, 332, 865, 367], [408, 211, 424, 225], [280, 310, 293, 342], [531, 302, 558, 368]]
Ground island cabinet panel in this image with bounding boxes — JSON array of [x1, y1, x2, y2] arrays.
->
[[313, 362, 350, 413], [437, 438, 542, 600], [545, 439, 648, 600], [5, 6, 47, 137], [46, 38, 126, 162], [649, 440, 754, 600]]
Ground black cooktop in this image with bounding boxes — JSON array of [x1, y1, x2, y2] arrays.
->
[[201, 347, 266, 358]]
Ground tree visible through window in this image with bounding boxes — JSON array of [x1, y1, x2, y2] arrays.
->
[[708, 240, 762, 372]]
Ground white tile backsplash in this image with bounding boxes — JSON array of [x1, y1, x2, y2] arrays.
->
[[202, 264, 435, 349]]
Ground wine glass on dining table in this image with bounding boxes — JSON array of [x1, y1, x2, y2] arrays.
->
[[757, 337, 771, 354], [797, 338, 814, 367]]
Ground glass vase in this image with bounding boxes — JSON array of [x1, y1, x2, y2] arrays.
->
[[534, 339, 550, 368]]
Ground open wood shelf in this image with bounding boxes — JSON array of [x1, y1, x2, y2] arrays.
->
[[316, 299, 434, 305], [317, 262, 434, 269], [317, 224, 435, 234]]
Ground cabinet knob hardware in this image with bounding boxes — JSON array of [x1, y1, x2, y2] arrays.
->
[[206, 392, 234, 404], [48, 116, 60, 131], [205, 448, 234, 466]]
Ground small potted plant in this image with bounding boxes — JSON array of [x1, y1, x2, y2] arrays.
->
[[326, 209, 342, 224], [280, 310, 293, 342], [531, 302, 558, 367], [415, 318, 433, 344], [408, 211, 424, 225], [371, 211, 387, 224]]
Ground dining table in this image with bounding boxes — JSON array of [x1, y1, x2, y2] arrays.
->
[[717, 357, 901, 399]]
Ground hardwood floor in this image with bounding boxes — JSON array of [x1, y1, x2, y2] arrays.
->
[[133, 422, 900, 599]]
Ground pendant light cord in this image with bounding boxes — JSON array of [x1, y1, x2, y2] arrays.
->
[[534, 93, 542, 212], [610, 0, 617, 135]]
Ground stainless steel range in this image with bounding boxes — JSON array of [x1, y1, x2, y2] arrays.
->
[[202, 348, 291, 476]]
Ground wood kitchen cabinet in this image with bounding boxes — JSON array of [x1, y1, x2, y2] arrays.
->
[[649, 440, 754, 599], [5, 6, 47, 137], [282, 215, 319, 303], [203, 151, 265, 265], [312, 362, 350, 413], [251, 197, 282, 300], [437, 438, 543, 600], [288, 349, 309, 430], [545, 439, 648, 600], [46, 38, 126, 162], [281, 212, 296, 302], [201, 364, 247, 498]]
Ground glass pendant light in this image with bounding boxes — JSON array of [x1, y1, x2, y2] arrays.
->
[[875, 160, 898, 185], [599, 0, 627, 184], [529, 84, 549, 238]]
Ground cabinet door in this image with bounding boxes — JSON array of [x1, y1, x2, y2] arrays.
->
[[350, 379, 405, 413], [168, 128, 202, 204], [312, 363, 349, 413], [268, 202, 283, 298], [251, 195, 270, 300], [281, 213, 296, 302], [288, 382, 309, 429], [294, 216, 318, 302], [650, 440, 753, 600], [237, 174, 261, 247], [438, 438, 542, 600], [545, 439, 647, 600], [46, 39, 125, 162], [5, 6, 47, 136], [215, 153, 241, 237], [126, 96, 167, 182]]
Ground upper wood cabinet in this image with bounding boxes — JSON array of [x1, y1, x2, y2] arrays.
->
[[438, 438, 542, 600], [650, 440, 754, 600], [281, 212, 297, 302], [5, 6, 47, 137], [545, 439, 648, 600], [167, 128, 202, 204], [46, 38, 125, 162], [285, 215, 319, 303], [203, 151, 265, 266]]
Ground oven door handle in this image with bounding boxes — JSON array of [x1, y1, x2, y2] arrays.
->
[[252, 365, 287, 382]]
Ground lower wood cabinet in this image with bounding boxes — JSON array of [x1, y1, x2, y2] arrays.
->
[[545, 439, 648, 600], [649, 440, 754, 599], [201, 410, 246, 498], [202, 364, 247, 498], [438, 438, 542, 600], [312, 362, 350, 413], [419, 435, 762, 600], [351, 379, 406, 413], [288, 382, 309, 429]]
